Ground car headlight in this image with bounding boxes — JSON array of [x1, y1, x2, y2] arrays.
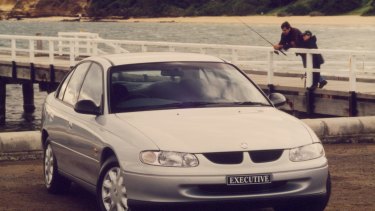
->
[[289, 143, 325, 162], [140, 151, 199, 167]]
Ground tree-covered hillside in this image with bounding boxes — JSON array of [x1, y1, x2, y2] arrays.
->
[[1, 0, 374, 18], [86, 0, 375, 18]]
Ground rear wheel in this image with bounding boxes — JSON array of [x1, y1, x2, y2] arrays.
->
[[44, 142, 71, 194], [97, 156, 130, 211]]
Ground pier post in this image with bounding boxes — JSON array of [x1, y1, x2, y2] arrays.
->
[[36, 33, 43, 57], [349, 91, 358, 116], [305, 53, 313, 88], [305, 87, 315, 117], [0, 79, 5, 124], [348, 55, 358, 117], [267, 51, 274, 85], [36, 33, 43, 50], [266, 51, 275, 95], [22, 82, 35, 113]]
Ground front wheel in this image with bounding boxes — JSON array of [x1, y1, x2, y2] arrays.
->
[[97, 157, 130, 211], [44, 142, 71, 194]]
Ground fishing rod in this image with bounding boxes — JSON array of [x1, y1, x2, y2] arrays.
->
[[238, 18, 287, 56]]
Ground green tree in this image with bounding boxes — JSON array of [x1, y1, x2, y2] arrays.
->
[[316, 0, 361, 15], [85, 0, 373, 18]]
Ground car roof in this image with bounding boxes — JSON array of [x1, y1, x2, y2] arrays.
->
[[92, 52, 225, 66]]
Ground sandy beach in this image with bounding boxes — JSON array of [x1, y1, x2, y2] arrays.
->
[[18, 15, 375, 26]]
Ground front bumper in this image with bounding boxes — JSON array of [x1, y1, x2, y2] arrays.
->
[[129, 193, 328, 210], [123, 164, 329, 205]]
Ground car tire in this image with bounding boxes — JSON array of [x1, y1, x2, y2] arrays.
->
[[274, 173, 331, 211], [43, 141, 71, 194], [97, 156, 133, 211]]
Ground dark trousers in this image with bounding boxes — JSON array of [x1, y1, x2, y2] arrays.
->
[[312, 63, 321, 86]]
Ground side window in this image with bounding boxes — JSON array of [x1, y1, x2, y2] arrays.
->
[[56, 71, 73, 101], [78, 63, 103, 107], [62, 62, 91, 106]]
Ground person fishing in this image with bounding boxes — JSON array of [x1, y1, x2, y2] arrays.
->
[[298, 30, 328, 89], [273, 21, 302, 51]]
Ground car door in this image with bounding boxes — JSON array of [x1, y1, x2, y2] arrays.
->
[[49, 61, 91, 177], [65, 62, 105, 185]]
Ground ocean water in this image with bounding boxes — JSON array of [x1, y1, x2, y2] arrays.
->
[[0, 20, 374, 131], [1, 20, 374, 49]]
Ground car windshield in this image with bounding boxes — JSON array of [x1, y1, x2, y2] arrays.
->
[[109, 62, 270, 113]]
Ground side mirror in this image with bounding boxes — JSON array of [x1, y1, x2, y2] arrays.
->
[[74, 100, 101, 115], [268, 93, 286, 107]]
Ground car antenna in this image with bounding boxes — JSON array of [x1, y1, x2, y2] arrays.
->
[[237, 18, 287, 56]]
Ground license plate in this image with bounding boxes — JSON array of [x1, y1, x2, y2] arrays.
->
[[226, 174, 272, 185]]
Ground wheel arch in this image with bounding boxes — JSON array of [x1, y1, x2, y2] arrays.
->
[[100, 147, 118, 166], [41, 129, 49, 149]]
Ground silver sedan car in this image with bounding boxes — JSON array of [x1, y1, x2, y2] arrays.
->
[[41, 52, 330, 211]]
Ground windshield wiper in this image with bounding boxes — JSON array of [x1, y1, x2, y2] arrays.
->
[[233, 101, 271, 106], [121, 102, 217, 111], [170, 101, 271, 108], [169, 101, 220, 108], [121, 101, 270, 112]]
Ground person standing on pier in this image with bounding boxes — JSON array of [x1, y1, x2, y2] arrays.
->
[[273, 21, 302, 51], [273, 22, 327, 89], [298, 30, 328, 89]]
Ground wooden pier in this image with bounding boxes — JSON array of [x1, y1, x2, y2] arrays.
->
[[0, 32, 374, 124], [250, 72, 375, 117]]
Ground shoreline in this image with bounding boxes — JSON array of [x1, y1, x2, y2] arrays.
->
[[9, 15, 375, 26]]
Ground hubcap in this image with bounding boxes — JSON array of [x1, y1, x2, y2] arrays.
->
[[101, 167, 128, 211], [44, 145, 54, 186]]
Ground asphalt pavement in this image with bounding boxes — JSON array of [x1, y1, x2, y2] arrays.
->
[[0, 144, 374, 211]]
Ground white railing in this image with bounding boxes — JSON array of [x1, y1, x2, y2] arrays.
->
[[57, 32, 129, 56], [0, 32, 374, 91], [57, 32, 100, 56]]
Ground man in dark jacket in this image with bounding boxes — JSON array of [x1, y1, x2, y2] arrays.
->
[[298, 30, 328, 89], [273, 21, 302, 51]]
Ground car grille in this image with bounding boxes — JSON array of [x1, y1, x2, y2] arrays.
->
[[203, 152, 243, 164], [203, 150, 283, 164], [197, 181, 288, 195], [249, 150, 283, 163]]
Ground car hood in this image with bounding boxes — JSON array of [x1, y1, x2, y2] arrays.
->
[[115, 107, 314, 153]]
